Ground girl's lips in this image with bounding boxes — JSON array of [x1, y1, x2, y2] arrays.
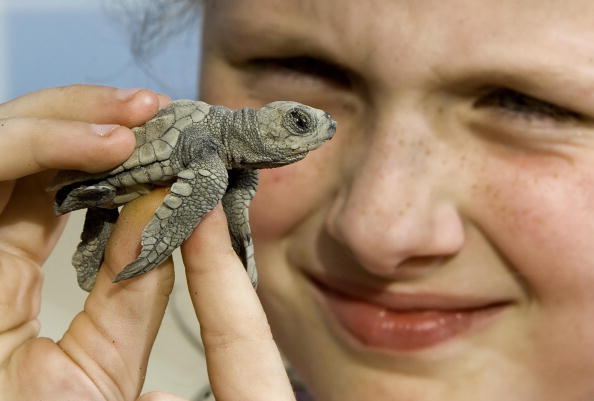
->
[[306, 273, 511, 352]]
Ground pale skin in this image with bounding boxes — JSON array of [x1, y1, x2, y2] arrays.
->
[[3, 1, 594, 401], [201, 0, 594, 400]]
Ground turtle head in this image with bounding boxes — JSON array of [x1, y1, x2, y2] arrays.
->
[[245, 101, 336, 167]]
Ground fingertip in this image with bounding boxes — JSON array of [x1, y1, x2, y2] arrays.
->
[[183, 203, 232, 253], [129, 89, 160, 109], [118, 89, 162, 127], [157, 93, 173, 109], [103, 125, 137, 149]]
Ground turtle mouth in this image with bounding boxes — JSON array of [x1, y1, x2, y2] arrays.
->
[[307, 142, 323, 151], [307, 133, 333, 151], [328, 121, 337, 138]]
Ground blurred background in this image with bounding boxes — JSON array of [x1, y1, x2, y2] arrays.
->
[[1, 0, 209, 398]]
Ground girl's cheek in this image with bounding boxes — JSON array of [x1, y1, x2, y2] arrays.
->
[[251, 165, 305, 239], [251, 152, 333, 240], [471, 152, 594, 301]]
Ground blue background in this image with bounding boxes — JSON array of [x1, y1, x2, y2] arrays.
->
[[2, 1, 200, 102]]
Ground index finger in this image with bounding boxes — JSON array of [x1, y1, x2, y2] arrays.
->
[[181, 205, 296, 401], [0, 85, 170, 127]]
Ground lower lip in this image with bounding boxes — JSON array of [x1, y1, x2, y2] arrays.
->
[[311, 282, 506, 352]]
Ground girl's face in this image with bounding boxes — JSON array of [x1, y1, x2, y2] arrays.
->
[[199, 1, 594, 399]]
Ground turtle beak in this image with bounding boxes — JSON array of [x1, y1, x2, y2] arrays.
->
[[327, 119, 337, 139]]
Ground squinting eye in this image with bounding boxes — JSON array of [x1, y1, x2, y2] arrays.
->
[[246, 56, 353, 89], [474, 87, 583, 121]]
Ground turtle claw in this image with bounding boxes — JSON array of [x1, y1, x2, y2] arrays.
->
[[113, 258, 151, 283], [113, 241, 174, 283]]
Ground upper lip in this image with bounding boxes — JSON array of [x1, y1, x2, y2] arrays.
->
[[306, 272, 513, 312]]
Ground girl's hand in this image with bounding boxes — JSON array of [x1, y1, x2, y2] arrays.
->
[[0, 85, 177, 401], [0, 84, 293, 400]]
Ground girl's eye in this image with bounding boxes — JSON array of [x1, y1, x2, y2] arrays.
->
[[474, 87, 583, 122], [244, 56, 352, 89]]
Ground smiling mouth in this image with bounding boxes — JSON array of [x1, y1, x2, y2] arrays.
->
[[305, 273, 512, 353]]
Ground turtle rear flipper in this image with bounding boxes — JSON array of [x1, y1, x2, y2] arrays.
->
[[222, 168, 259, 288], [54, 183, 117, 215], [73, 207, 119, 291]]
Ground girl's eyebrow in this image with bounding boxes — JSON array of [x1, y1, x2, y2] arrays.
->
[[218, 25, 323, 59]]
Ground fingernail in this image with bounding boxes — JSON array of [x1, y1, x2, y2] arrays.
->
[[114, 88, 141, 101], [91, 124, 120, 136]]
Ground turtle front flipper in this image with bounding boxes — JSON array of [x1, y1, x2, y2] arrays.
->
[[222, 169, 259, 288], [113, 158, 229, 283], [54, 182, 117, 215], [73, 207, 119, 291]]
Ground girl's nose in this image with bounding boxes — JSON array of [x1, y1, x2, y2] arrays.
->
[[325, 127, 465, 277]]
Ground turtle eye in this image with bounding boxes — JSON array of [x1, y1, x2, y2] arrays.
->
[[285, 108, 313, 135], [291, 110, 309, 130]]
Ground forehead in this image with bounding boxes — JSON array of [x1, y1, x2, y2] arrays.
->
[[203, 0, 594, 46], [202, 1, 594, 58]]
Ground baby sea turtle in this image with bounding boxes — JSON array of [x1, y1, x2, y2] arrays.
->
[[51, 100, 336, 291]]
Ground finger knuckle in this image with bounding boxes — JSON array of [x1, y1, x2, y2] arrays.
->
[[0, 252, 43, 333], [202, 323, 274, 351]]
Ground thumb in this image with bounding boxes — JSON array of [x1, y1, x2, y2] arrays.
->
[[58, 189, 176, 400]]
